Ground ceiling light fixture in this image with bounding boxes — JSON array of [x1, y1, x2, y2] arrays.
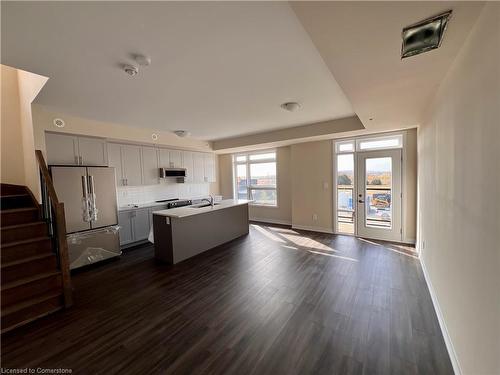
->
[[123, 64, 138, 76], [173, 130, 190, 138], [401, 10, 452, 59], [281, 102, 301, 112], [134, 54, 151, 66], [53, 118, 65, 128]]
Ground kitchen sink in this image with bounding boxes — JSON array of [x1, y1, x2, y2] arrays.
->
[[191, 203, 220, 208]]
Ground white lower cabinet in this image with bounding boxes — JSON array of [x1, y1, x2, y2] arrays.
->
[[118, 211, 134, 246], [119, 205, 168, 247], [118, 208, 149, 246], [133, 208, 150, 242]]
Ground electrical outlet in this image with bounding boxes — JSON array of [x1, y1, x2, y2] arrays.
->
[[312, 213, 318, 221]]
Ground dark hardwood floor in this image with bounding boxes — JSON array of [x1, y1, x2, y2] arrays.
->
[[1, 224, 452, 374]]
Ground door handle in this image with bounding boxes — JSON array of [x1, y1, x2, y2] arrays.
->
[[88, 175, 97, 221], [81, 175, 91, 222]]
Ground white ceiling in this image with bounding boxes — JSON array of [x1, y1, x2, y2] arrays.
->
[[292, 1, 484, 132], [1, 2, 354, 141]]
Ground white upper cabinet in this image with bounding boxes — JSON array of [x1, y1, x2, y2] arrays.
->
[[182, 151, 194, 183], [45, 133, 79, 165], [142, 146, 159, 185], [78, 137, 107, 166], [169, 150, 182, 168], [45, 133, 107, 166], [158, 148, 170, 169], [193, 152, 205, 183], [107, 143, 124, 186], [121, 144, 142, 186], [158, 148, 182, 168], [203, 153, 216, 183]]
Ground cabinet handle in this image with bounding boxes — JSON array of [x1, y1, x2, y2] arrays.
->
[[75, 156, 79, 164], [80, 156, 83, 165]]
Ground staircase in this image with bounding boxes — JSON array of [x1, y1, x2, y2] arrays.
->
[[1, 183, 70, 333]]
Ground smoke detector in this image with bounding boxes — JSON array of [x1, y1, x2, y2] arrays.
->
[[401, 10, 452, 59], [173, 130, 190, 138], [123, 64, 139, 76], [281, 102, 301, 112], [53, 118, 65, 128]]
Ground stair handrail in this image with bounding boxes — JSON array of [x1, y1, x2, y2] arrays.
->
[[35, 150, 72, 307]]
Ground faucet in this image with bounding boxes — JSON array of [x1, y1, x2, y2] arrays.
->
[[201, 195, 214, 207]]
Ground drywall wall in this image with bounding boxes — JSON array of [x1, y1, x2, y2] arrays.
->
[[1, 65, 24, 186], [418, 4, 499, 374], [212, 116, 364, 151], [32, 105, 220, 195], [290, 140, 333, 232], [219, 133, 417, 237], [218, 147, 292, 225], [0, 65, 48, 197], [403, 128, 417, 243], [32, 105, 212, 155]]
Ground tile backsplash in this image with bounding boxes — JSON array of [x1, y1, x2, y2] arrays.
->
[[117, 181, 210, 207]]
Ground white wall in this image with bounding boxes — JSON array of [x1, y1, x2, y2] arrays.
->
[[418, 4, 500, 374], [218, 147, 292, 225], [0, 65, 48, 198]]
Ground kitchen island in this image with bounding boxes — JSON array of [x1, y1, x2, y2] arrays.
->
[[152, 199, 250, 264]]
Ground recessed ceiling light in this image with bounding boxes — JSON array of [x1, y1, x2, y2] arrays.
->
[[281, 102, 301, 112], [401, 10, 452, 59], [173, 130, 190, 138], [53, 118, 65, 128]]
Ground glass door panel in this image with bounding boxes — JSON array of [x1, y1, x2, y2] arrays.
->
[[365, 157, 392, 229], [356, 149, 402, 242], [336, 154, 355, 234]]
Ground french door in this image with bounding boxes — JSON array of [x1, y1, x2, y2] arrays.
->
[[356, 149, 402, 242]]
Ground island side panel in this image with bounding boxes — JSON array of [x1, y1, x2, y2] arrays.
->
[[171, 204, 249, 264], [153, 214, 174, 263]]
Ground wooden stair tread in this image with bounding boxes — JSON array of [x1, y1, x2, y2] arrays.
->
[[2, 271, 61, 290], [1, 236, 51, 248], [1, 253, 55, 268], [1, 207, 38, 213], [1, 221, 46, 230], [1, 291, 62, 317], [1, 193, 31, 199]]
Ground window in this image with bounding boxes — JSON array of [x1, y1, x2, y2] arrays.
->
[[356, 134, 402, 151], [234, 151, 277, 206]]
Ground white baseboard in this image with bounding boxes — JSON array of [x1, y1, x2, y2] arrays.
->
[[291, 225, 334, 234], [419, 256, 462, 375], [249, 217, 292, 226]]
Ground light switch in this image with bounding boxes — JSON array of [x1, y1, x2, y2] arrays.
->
[[323, 181, 329, 190]]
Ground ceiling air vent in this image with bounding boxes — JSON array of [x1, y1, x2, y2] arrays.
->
[[401, 10, 452, 59]]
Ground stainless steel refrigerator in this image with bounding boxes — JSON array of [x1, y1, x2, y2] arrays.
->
[[50, 166, 121, 269]]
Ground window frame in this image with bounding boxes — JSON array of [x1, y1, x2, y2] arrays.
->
[[233, 149, 278, 207]]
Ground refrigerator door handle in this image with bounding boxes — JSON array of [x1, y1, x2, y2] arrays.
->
[[81, 175, 91, 222], [88, 175, 98, 222]]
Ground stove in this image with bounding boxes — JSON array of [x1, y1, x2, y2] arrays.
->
[[166, 199, 192, 209]]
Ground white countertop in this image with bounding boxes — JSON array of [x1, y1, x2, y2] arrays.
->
[[152, 199, 251, 218], [118, 201, 173, 211]]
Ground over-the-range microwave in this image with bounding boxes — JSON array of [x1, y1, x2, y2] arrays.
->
[[159, 168, 187, 181]]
